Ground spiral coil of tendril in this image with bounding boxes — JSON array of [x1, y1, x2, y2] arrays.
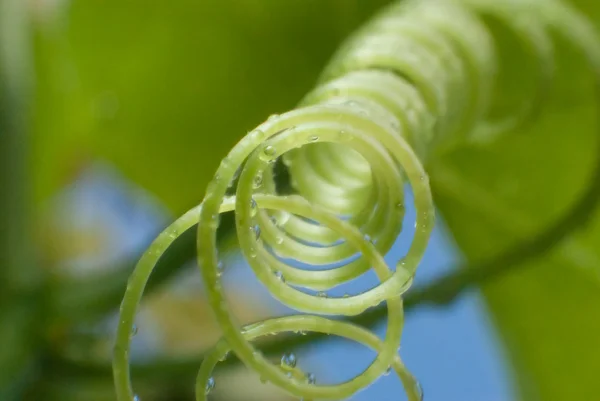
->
[[113, 0, 600, 400]]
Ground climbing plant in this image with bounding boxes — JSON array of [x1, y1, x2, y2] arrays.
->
[[110, 0, 600, 400]]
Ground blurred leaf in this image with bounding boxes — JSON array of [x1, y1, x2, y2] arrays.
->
[[140, 280, 276, 358], [47, 267, 287, 401], [32, 0, 388, 213], [430, 2, 600, 399], [211, 366, 296, 401]]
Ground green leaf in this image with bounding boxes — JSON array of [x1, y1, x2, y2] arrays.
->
[[32, 0, 388, 213], [430, 3, 600, 399]]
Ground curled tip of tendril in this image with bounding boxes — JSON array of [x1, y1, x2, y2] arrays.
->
[[113, 0, 600, 400], [194, 98, 433, 400]]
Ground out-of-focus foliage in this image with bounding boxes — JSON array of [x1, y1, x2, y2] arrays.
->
[[431, 1, 600, 399], [32, 0, 388, 213]]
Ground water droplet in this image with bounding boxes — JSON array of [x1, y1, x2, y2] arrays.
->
[[306, 372, 316, 384], [254, 225, 262, 240], [275, 271, 286, 283], [253, 172, 263, 188], [205, 377, 215, 394], [396, 202, 404, 211], [250, 198, 258, 217], [268, 114, 279, 121], [273, 211, 291, 227], [317, 292, 327, 298], [415, 380, 424, 400], [249, 248, 257, 259], [364, 234, 373, 243], [343, 294, 350, 298], [131, 325, 138, 337], [217, 261, 225, 276], [309, 135, 319, 142], [281, 352, 297, 368], [265, 145, 276, 155], [338, 129, 349, 140], [249, 129, 265, 141], [260, 145, 277, 162], [275, 236, 284, 245], [384, 365, 392, 376]]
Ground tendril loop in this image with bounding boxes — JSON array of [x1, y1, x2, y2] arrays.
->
[[113, 1, 600, 400]]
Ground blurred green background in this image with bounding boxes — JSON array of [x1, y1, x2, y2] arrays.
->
[[1, 0, 600, 400]]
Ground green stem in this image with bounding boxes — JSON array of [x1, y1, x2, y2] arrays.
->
[[0, 1, 41, 398]]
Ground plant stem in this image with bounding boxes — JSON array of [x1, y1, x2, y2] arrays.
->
[[0, 0, 41, 398]]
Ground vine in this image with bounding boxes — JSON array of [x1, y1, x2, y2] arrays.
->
[[113, 0, 600, 400]]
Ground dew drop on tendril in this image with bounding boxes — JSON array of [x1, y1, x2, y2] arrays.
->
[[275, 271, 286, 283], [263, 145, 276, 157], [253, 225, 261, 240], [416, 380, 424, 401], [205, 377, 215, 394], [253, 172, 263, 188], [281, 352, 297, 369]]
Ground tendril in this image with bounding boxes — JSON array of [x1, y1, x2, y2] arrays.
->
[[113, 0, 600, 400]]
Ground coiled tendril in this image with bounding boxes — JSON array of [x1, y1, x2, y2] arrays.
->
[[113, 0, 600, 400]]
